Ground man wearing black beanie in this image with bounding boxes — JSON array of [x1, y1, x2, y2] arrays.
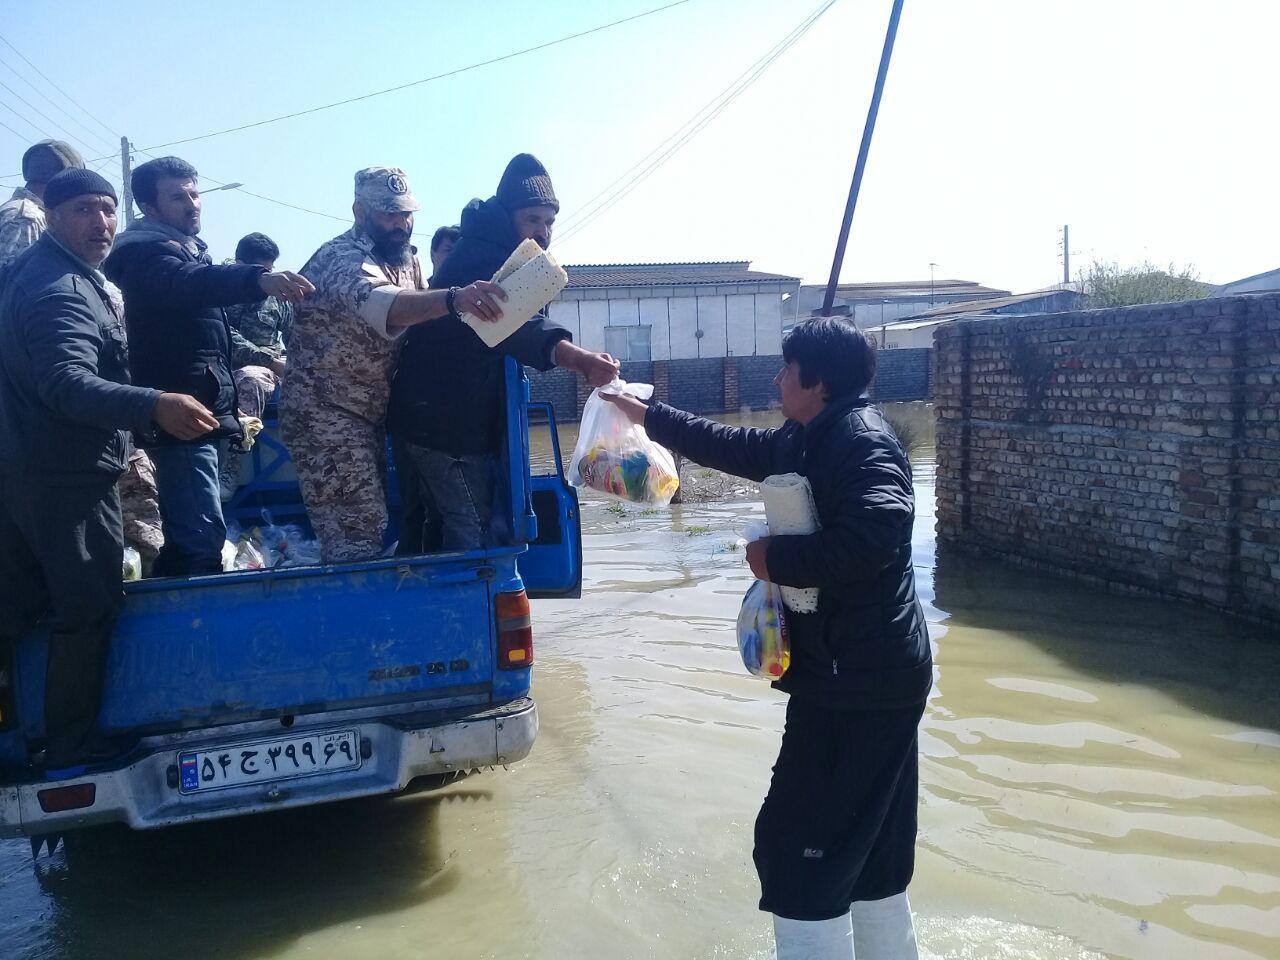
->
[[388, 153, 619, 553], [0, 168, 216, 770]]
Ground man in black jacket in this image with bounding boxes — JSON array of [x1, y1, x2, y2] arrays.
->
[[0, 170, 219, 768], [389, 154, 618, 552], [604, 317, 928, 959], [104, 156, 312, 576]]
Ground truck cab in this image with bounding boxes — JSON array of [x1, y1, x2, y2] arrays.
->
[[0, 359, 580, 839]]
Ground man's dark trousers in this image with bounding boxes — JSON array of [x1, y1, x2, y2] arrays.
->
[[0, 475, 123, 762], [149, 440, 225, 577]]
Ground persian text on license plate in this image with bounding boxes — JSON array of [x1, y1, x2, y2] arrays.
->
[[179, 729, 360, 793]]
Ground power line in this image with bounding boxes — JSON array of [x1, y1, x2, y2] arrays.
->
[[0, 32, 122, 144], [0, 116, 31, 145], [559, 0, 835, 237], [129, 0, 691, 153], [0, 78, 104, 157], [0, 99, 44, 139], [556, 0, 838, 247], [130, 144, 350, 225], [0, 52, 118, 153]]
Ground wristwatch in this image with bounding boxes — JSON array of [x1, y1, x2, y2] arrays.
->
[[446, 286, 462, 320]]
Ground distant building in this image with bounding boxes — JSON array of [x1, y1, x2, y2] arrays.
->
[[529, 261, 800, 420], [794, 278, 1011, 328], [867, 288, 1086, 348], [1211, 267, 1280, 298], [549, 261, 801, 361]]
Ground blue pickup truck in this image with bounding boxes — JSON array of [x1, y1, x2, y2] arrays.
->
[[0, 359, 580, 841]]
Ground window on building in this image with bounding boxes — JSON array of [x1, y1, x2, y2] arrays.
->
[[604, 325, 652, 361]]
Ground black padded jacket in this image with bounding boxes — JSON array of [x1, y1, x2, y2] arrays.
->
[[645, 395, 932, 709]]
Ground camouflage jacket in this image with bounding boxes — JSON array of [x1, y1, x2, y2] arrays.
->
[[225, 295, 294, 368], [0, 187, 45, 270], [280, 226, 424, 424]]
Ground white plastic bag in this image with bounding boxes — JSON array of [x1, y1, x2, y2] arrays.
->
[[567, 380, 680, 506], [254, 523, 322, 567], [233, 539, 266, 571], [122, 546, 141, 581]]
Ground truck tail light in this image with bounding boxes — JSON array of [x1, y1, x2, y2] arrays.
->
[[38, 783, 96, 813], [496, 590, 533, 669]]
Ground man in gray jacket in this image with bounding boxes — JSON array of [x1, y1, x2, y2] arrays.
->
[[0, 169, 215, 770]]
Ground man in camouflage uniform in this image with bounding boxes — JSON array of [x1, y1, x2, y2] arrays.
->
[[280, 167, 505, 562], [119, 448, 164, 571], [0, 140, 84, 269]]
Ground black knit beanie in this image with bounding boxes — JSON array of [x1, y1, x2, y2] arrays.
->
[[495, 153, 558, 213], [43, 168, 118, 210]]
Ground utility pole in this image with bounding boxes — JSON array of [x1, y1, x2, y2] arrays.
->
[[1062, 223, 1070, 285], [120, 136, 135, 226], [929, 261, 938, 305], [821, 0, 906, 316]]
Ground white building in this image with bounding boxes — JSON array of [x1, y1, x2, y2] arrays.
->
[[549, 261, 801, 361]]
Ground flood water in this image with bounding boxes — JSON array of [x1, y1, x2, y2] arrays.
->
[[2, 413, 1278, 960]]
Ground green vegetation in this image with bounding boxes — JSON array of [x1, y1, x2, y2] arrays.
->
[[881, 401, 933, 458], [1079, 260, 1212, 308]]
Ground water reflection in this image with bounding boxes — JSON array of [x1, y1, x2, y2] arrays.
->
[[1, 421, 1277, 959]]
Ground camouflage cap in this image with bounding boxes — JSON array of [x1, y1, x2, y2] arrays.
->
[[354, 166, 421, 213]]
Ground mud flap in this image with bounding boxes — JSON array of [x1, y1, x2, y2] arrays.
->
[[30, 833, 63, 859]]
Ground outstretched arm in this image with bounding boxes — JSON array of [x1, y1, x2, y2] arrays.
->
[[603, 393, 796, 483]]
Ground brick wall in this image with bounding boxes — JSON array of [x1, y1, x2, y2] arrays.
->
[[527, 367, 577, 419], [935, 295, 1280, 624], [738, 355, 783, 409], [527, 356, 764, 420], [667, 357, 727, 413], [871, 347, 933, 402]]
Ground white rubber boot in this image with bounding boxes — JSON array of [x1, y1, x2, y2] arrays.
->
[[773, 913, 855, 960], [848, 892, 919, 959]]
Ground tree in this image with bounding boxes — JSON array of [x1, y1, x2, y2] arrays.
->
[[1079, 260, 1213, 308]]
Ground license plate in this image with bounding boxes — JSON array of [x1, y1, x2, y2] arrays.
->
[[178, 729, 360, 794]]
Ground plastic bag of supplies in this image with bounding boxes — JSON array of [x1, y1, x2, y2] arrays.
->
[[122, 546, 142, 581], [567, 379, 680, 506], [737, 580, 791, 680]]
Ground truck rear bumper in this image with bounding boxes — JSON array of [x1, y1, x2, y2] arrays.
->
[[0, 698, 537, 838]]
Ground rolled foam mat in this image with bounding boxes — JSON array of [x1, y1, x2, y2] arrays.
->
[[761, 473, 821, 613]]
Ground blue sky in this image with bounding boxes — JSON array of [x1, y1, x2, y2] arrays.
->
[[1, 0, 1275, 291]]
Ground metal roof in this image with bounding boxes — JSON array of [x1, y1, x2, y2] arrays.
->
[[804, 279, 1011, 301], [565, 261, 800, 288], [899, 289, 1083, 320]]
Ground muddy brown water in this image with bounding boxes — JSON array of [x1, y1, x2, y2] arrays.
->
[[1, 410, 1277, 959]]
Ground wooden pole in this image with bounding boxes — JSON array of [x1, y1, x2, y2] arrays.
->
[[120, 136, 135, 226]]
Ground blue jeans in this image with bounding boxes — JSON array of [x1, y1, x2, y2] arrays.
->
[[149, 441, 226, 577], [405, 445, 495, 552]]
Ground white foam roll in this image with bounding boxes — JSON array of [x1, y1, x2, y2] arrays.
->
[[761, 473, 821, 613], [462, 249, 568, 348]]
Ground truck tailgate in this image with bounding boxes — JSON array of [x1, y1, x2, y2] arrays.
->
[[95, 553, 495, 733]]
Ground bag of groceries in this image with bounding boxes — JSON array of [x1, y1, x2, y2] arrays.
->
[[567, 380, 680, 506], [737, 579, 791, 680]]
